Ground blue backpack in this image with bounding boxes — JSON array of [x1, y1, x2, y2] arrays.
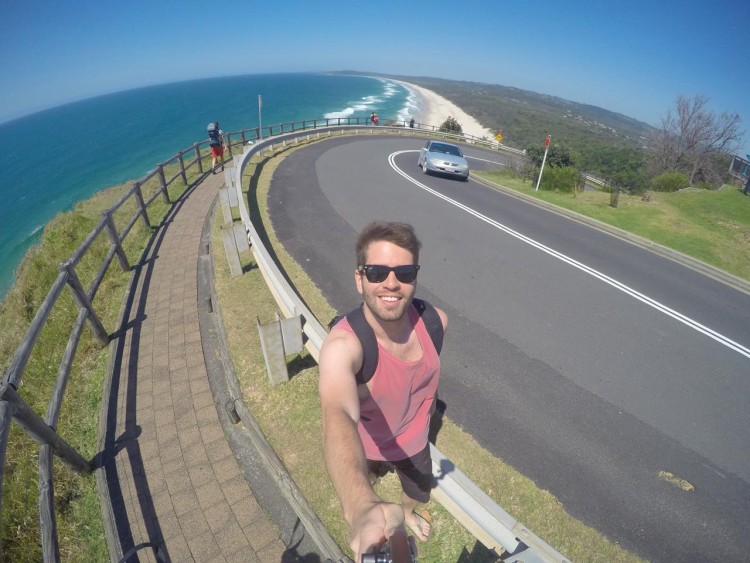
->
[[207, 122, 222, 147], [328, 298, 444, 384]]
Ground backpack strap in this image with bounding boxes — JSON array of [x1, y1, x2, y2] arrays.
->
[[328, 299, 444, 385], [411, 298, 444, 354]]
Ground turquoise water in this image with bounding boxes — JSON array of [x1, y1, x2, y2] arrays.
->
[[0, 73, 420, 300]]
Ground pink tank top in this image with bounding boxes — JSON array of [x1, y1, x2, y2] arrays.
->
[[338, 305, 440, 461]]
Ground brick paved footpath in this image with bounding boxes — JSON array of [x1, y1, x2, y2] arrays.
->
[[100, 170, 289, 562]]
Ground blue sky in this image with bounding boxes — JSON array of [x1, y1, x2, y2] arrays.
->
[[2, 0, 749, 155]]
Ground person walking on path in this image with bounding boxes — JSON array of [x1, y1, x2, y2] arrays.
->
[[207, 121, 226, 173], [319, 221, 448, 560], [370, 112, 379, 126]]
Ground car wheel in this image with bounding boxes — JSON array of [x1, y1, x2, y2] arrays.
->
[[463, 174, 470, 182], [422, 162, 429, 174]]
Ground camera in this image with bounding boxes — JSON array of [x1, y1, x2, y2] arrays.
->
[[360, 531, 417, 563]]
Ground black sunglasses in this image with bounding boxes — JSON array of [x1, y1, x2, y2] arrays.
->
[[358, 264, 420, 283]]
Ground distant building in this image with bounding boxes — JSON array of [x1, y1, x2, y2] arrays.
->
[[729, 154, 750, 181]]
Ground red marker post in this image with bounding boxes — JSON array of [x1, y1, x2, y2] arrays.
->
[[535, 134, 551, 192]]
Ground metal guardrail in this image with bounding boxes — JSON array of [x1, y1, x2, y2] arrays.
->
[[582, 173, 610, 189], [232, 124, 569, 562]]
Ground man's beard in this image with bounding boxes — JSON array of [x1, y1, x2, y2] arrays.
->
[[362, 291, 412, 323]]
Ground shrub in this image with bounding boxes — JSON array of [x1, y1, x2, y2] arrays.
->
[[539, 166, 580, 192], [651, 172, 688, 192], [439, 116, 462, 134], [526, 144, 576, 168]]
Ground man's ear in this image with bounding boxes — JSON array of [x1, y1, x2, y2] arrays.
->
[[354, 268, 364, 295]]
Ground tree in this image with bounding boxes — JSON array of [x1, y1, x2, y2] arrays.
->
[[649, 94, 743, 185], [439, 116, 462, 134]]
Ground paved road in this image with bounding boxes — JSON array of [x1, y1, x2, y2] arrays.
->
[[269, 135, 750, 563]]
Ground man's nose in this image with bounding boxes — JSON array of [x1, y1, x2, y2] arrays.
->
[[383, 270, 400, 287]]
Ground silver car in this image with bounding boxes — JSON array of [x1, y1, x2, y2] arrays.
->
[[418, 140, 470, 181]]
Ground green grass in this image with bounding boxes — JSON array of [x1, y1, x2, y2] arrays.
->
[[0, 154, 216, 562], [477, 170, 750, 281]]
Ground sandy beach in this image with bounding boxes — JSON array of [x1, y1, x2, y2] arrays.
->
[[395, 79, 496, 141]]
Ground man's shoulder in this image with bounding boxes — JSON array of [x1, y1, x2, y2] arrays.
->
[[322, 323, 363, 359], [320, 324, 364, 387]]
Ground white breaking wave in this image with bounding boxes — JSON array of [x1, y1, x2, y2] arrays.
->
[[324, 107, 355, 119]]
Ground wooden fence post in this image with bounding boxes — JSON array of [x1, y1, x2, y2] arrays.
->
[[133, 182, 151, 229], [39, 444, 60, 562], [178, 151, 188, 185], [103, 211, 130, 272], [157, 164, 169, 204], [61, 262, 109, 344], [195, 142, 204, 174], [226, 133, 234, 159], [0, 383, 91, 474], [0, 398, 12, 553]]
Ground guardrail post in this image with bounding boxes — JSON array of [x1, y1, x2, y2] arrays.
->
[[256, 313, 303, 386], [133, 182, 151, 229], [103, 211, 130, 272], [220, 225, 243, 278], [61, 262, 109, 344], [177, 151, 188, 185], [157, 164, 169, 204], [194, 142, 204, 174]]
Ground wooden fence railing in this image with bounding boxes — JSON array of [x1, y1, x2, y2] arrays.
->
[[0, 122, 265, 560]]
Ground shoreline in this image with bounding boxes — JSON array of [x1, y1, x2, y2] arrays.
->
[[394, 79, 496, 140]]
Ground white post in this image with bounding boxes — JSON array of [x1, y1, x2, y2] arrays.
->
[[535, 135, 551, 192], [258, 94, 263, 139]]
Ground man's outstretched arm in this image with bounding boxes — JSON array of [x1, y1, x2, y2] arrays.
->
[[319, 330, 404, 558]]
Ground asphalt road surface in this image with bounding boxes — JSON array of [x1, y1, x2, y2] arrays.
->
[[267, 135, 750, 562]]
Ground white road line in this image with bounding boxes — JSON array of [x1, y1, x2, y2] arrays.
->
[[467, 156, 506, 166], [389, 150, 750, 359]]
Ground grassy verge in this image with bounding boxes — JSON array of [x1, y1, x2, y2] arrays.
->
[[212, 137, 642, 562], [476, 170, 750, 281], [0, 154, 216, 561]]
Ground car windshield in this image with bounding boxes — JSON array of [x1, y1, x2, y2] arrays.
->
[[430, 143, 462, 157]]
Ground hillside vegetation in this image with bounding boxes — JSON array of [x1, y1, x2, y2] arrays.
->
[[394, 74, 654, 148], [357, 72, 654, 186]]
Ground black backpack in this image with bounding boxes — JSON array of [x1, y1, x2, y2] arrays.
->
[[207, 122, 221, 146], [328, 298, 444, 384]]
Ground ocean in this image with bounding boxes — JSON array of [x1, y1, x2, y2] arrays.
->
[[0, 73, 420, 300]]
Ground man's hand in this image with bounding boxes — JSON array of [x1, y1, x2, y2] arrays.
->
[[350, 500, 405, 561]]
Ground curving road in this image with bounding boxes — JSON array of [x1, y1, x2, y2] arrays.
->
[[268, 135, 750, 562]]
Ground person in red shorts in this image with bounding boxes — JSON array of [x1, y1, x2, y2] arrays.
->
[[207, 121, 225, 173]]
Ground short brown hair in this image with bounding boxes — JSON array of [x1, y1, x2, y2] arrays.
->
[[355, 221, 421, 266]]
